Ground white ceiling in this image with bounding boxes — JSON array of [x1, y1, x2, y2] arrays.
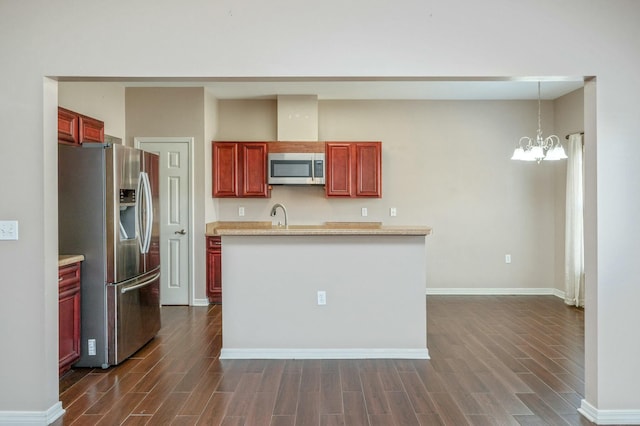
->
[[116, 77, 585, 100]]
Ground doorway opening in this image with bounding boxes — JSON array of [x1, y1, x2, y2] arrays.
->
[[136, 137, 195, 306]]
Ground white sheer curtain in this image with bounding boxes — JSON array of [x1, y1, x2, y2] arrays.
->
[[564, 133, 585, 307]]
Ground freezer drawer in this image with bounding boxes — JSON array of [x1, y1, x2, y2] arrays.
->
[[107, 268, 161, 365]]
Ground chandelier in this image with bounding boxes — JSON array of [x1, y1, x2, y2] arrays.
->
[[511, 81, 568, 163]]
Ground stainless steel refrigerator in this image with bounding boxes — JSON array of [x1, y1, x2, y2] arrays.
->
[[59, 143, 161, 368]]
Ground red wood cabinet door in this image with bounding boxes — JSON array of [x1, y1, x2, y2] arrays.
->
[[241, 143, 269, 197], [58, 107, 79, 145], [206, 237, 222, 304], [212, 142, 239, 197], [325, 143, 353, 197], [59, 262, 81, 376], [354, 142, 382, 197], [78, 114, 104, 143], [58, 107, 104, 145]]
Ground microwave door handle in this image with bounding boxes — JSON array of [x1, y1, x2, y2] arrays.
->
[[313, 158, 321, 183], [311, 158, 316, 182]]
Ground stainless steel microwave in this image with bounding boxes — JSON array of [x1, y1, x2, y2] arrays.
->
[[268, 152, 325, 185]]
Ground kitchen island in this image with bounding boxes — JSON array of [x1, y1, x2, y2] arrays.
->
[[207, 222, 432, 359]]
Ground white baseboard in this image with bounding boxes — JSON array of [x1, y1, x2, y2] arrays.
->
[[191, 298, 210, 307], [198, 290, 567, 307], [220, 348, 430, 360], [426, 287, 565, 299], [0, 401, 64, 425], [579, 399, 640, 425]]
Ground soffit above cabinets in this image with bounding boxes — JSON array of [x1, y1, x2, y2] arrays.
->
[[69, 77, 586, 101], [202, 78, 586, 101]]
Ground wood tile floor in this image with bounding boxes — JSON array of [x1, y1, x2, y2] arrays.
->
[[55, 296, 593, 425]]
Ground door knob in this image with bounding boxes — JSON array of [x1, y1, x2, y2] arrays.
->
[[175, 229, 186, 235]]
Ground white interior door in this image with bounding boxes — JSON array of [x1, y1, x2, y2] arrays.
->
[[136, 138, 192, 305]]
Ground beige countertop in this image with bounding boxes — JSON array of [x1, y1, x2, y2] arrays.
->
[[58, 255, 85, 267], [206, 221, 432, 236]]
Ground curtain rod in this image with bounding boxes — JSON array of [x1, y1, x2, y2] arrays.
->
[[565, 131, 584, 140]]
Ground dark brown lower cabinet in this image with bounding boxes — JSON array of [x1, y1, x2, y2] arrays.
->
[[206, 236, 222, 304], [59, 262, 81, 376]]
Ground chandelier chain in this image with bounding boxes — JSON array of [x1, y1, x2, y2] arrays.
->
[[537, 82, 542, 140]]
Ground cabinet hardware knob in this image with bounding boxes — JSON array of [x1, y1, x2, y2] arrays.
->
[[175, 229, 186, 235]]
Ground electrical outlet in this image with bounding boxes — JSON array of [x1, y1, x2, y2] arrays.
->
[[361, 207, 368, 217], [317, 290, 327, 305], [88, 339, 97, 356], [390, 207, 397, 217], [238, 207, 245, 217], [0, 220, 18, 240], [505, 254, 511, 264]]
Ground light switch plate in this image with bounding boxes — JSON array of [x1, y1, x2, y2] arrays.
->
[[317, 290, 327, 305], [0, 221, 18, 240]]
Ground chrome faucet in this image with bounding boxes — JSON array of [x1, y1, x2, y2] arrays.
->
[[270, 203, 288, 228]]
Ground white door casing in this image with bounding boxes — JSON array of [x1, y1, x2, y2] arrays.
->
[[135, 137, 193, 305]]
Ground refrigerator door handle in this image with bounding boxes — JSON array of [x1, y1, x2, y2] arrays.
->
[[141, 171, 153, 254], [137, 171, 153, 254], [120, 271, 161, 294], [136, 173, 145, 253]]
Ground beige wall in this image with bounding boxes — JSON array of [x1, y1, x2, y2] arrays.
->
[[204, 90, 219, 223], [2, 0, 640, 420], [56, 88, 581, 299], [125, 87, 208, 302], [58, 82, 126, 139], [215, 98, 564, 291]]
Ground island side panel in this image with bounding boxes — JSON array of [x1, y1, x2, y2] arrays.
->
[[221, 235, 427, 359]]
